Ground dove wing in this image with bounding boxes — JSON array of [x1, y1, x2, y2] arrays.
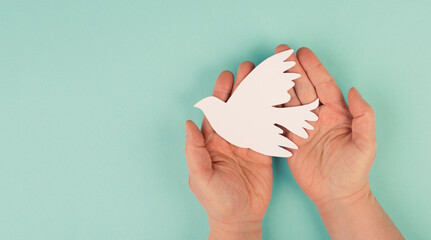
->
[[227, 49, 299, 107]]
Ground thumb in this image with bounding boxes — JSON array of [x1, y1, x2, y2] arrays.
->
[[348, 88, 377, 151], [185, 120, 213, 181]]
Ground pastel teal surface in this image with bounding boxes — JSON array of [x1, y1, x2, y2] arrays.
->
[[0, 0, 430, 239]]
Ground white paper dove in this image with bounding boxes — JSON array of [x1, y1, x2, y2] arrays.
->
[[194, 49, 319, 157]]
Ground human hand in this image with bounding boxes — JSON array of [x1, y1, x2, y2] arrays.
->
[[185, 63, 272, 240], [276, 44, 403, 239], [272, 44, 376, 208]]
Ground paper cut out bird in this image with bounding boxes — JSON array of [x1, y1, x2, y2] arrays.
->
[[194, 50, 319, 157]]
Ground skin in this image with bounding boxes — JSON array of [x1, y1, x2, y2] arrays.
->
[[185, 45, 404, 240]]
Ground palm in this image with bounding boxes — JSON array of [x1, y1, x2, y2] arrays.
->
[[202, 132, 272, 222], [287, 104, 373, 204]]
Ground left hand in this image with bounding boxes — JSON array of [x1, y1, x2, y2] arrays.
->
[[185, 63, 272, 240]]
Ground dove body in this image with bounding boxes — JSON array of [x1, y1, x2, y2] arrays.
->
[[195, 96, 319, 157], [194, 49, 319, 157]]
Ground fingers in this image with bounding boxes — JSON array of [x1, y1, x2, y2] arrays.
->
[[347, 88, 376, 151], [185, 120, 213, 181], [233, 61, 255, 92], [297, 47, 346, 107], [201, 71, 234, 137], [212, 71, 235, 101], [274, 44, 301, 107], [275, 44, 318, 105]]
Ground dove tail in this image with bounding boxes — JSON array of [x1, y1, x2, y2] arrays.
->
[[274, 99, 319, 138]]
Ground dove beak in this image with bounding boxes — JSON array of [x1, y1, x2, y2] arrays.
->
[[193, 100, 203, 109], [194, 97, 209, 110], [194, 96, 216, 110]]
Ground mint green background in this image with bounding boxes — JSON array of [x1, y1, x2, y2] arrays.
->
[[1, 1, 430, 239]]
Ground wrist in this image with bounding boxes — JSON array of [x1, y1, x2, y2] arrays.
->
[[314, 182, 372, 214], [316, 188, 375, 222], [314, 186, 404, 240], [208, 218, 262, 240], [314, 185, 379, 239]]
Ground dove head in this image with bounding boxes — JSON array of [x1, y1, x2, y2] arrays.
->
[[194, 96, 225, 115]]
